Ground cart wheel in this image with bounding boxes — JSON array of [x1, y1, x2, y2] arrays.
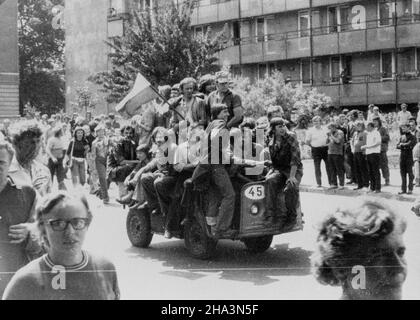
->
[[184, 219, 217, 260], [126, 208, 153, 248], [243, 236, 273, 253]]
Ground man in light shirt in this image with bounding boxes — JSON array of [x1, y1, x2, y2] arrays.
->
[[305, 116, 331, 187], [361, 122, 382, 193], [397, 103, 412, 126]]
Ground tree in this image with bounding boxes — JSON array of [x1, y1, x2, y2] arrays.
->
[[231, 70, 332, 118], [18, 0, 65, 115], [70, 83, 99, 116], [90, 0, 227, 104]]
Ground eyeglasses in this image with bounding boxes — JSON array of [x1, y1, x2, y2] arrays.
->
[[45, 218, 90, 232]]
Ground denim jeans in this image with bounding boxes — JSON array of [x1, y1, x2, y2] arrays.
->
[[328, 154, 345, 187], [265, 169, 302, 223], [207, 165, 235, 232], [95, 156, 109, 201], [380, 151, 390, 183], [48, 157, 66, 188], [311, 146, 331, 186], [353, 152, 369, 188], [400, 158, 414, 192], [367, 153, 381, 191], [71, 159, 86, 186]]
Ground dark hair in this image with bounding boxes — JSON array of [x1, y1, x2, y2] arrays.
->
[[89, 121, 98, 133], [10, 120, 43, 147], [312, 198, 406, 286], [73, 127, 86, 140], [198, 74, 216, 93], [240, 117, 256, 131]]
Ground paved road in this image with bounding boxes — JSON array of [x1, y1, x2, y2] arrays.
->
[[80, 189, 420, 300]]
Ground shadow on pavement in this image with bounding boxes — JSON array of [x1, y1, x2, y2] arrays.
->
[[124, 240, 312, 286]]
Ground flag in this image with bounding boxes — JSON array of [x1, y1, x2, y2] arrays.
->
[[115, 73, 160, 116]]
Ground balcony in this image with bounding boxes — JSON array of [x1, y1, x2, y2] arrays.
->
[[191, 0, 240, 26]]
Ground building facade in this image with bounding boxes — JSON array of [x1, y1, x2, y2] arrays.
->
[[66, 0, 420, 112], [190, 0, 420, 108], [0, 0, 19, 118], [65, 0, 171, 115]]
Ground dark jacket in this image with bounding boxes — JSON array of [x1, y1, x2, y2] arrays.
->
[[207, 90, 244, 128], [171, 96, 208, 128], [397, 131, 417, 162], [106, 138, 138, 182], [0, 179, 42, 295]]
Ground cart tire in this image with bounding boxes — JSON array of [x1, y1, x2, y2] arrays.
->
[[184, 219, 216, 260], [243, 236, 273, 253], [126, 209, 153, 248]]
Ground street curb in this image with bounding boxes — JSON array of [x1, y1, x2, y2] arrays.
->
[[300, 185, 417, 203]]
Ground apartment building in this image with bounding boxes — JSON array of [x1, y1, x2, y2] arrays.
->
[[0, 0, 19, 118], [190, 0, 420, 109]]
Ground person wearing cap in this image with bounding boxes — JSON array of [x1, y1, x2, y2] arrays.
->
[[45, 125, 67, 191], [169, 77, 208, 130], [396, 122, 416, 195], [397, 103, 412, 126], [265, 117, 303, 228], [207, 71, 244, 129], [361, 121, 382, 193], [91, 125, 110, 204], [372, 116, 390, 186]]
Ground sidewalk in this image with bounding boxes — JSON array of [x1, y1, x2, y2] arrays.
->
[[300, 159, 419, 203]]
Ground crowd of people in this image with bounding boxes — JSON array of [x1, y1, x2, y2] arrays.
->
[[302, 103, 420, 195], [0, 69, 414, 300]]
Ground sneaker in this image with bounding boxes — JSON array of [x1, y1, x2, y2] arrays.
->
[[328, 186, 338, 190], [407, 190, 413, 195], [338, 186, 345, 190], [374, 190, 381, 194], [398, 191, 407, 195]]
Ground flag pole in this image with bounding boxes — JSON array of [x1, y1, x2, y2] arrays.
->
[[149, 85, 185, 121]]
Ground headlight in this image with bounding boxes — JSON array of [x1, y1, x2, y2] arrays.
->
[[250, 204, 259, 215]]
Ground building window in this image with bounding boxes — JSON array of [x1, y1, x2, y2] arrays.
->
[[328, 7, 338, 33], [378, 0, 395, 26], [340, 6, 352, 31], [414, 0, 420, 20], [301, 59, 311, 84], [342, 55, 352, 83], [298, 11, 310, 37], [330, 56, 341, 83], [258, 64, 267, 80], [381, 51, 394, 79], [256, 18, 266, 43], [232, 21, 240, 45], [110, 0, 127, 16]]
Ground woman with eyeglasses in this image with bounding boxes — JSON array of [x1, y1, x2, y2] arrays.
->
[[2, 192, 120, 300]]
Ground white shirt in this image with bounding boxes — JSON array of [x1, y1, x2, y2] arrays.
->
[[365, 129, 382, 155], [397, 110, 412, 125], [306, 126, 328, 148]]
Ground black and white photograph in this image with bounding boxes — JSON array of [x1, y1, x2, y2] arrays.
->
[[1, 0, 420, 305]]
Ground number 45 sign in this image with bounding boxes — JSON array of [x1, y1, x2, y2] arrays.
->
[[244, 185, 265, 200]]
